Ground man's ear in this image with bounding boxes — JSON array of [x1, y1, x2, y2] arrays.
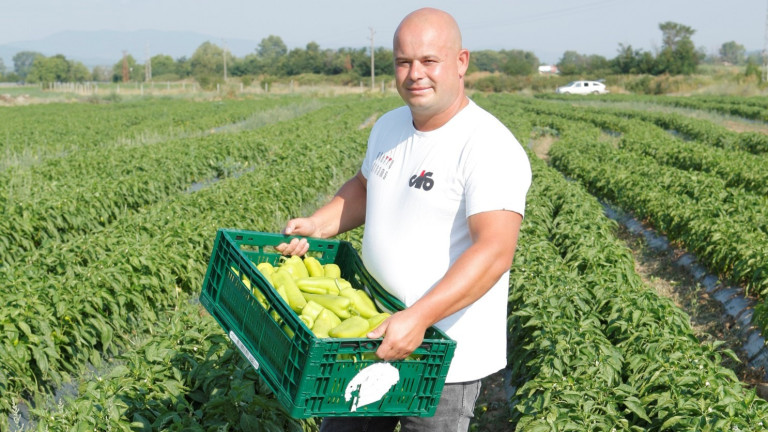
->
[[458, 49, 470, 78]]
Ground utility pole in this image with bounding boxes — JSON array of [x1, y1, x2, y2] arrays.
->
[[223, 41, 228, 82], [145, 42, 152, 82], [122, 51, 129, 83], [763, 0, 768, 81], [369, 27, 375, 90]]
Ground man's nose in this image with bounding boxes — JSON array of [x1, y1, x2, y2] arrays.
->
[[408, 61, 425, 81]]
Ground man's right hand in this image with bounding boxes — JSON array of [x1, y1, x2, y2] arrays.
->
[[274, 170, 368, 256], [275, 217, 317, 256]]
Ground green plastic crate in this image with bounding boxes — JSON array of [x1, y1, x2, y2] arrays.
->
[[199, 228, 456, 418]]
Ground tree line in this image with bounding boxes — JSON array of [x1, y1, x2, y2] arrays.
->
[[0, 22, 758, 88]]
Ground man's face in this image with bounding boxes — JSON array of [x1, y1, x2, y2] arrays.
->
[[393, 23, 467, 122]]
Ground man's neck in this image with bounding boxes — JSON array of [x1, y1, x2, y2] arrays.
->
[[412, 95, 470, 132]]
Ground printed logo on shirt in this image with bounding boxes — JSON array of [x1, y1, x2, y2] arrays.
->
[[408, 170, 434, 191], [372, 151, 394, 180]]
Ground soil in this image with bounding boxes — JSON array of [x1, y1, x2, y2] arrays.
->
[[529, 135, 555, 162], [720, 119, 768, 134]]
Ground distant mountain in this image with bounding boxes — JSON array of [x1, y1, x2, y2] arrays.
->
[[0, 30, 261, 69]]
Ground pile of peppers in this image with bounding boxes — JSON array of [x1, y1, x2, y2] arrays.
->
[[250, 256, 391, 339]]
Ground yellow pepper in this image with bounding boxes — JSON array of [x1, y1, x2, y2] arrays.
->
[[298, 314, 314, 329], [233, 266, 270, 309], [275, 284, 289, 305], [280, 255, 309, 279], [301, 300, 325, 321], [302, 292, 351, 319], [256, 262, 275, 277], [329, 316, 370, 338], [271, 269, 307, 313], [323, 263, 341, 279], [303, 256, 325, 277], [340, 288, 379, 318], [282, 323, 295, 338], [367, 312, 391, 332], [311, 308, 342, 338], [295, 277, 346, 295], [251, 287, 269, 310]]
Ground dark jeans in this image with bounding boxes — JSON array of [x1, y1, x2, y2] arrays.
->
[[318, 380, 481, 432]]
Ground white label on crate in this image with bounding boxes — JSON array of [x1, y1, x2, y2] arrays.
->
[[345, 362, 399, 412], [229, 331, 260, 371]]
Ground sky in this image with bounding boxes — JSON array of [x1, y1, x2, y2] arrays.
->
[[0, 0, 764, 64]]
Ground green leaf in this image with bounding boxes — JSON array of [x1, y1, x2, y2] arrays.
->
[[624, 396, 651, 423], [31, 346, 49, 375], [240, 413, 263, 430], [659, 415, 684, 430], [107, 364, 130, 379]]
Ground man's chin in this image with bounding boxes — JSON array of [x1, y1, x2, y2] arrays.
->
[[403, 94, 434, 110]]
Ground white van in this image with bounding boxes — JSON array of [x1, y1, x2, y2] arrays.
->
[[556, 80, 609, 95]]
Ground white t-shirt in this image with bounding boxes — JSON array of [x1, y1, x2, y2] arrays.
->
[[360, 100, 532, 383]]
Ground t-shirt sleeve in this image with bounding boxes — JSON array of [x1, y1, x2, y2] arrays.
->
[[464, 127, 532, 218], [360, 110, 394, 180], [360, 136, 374, 180]]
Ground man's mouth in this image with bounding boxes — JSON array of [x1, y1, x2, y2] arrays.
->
[[407, 85, 431, 94]]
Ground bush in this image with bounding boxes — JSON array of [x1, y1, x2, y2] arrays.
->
[[617, 74, 713, 94], [241, 75, 255, 87], [467, 73, 523, 92], [466, 72, 571, 94], [151, 73, 180, 82], [195, 74, 223, 91]]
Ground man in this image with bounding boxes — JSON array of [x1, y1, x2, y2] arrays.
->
[[277, 7, 531, 431]]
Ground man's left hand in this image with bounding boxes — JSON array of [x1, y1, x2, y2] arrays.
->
[[367, 309, 428, 360]]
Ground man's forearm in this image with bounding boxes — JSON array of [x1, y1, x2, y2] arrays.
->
[[310, 171, 367, 238], [407, 210, 522, 326]]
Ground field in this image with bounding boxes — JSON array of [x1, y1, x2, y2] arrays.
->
[[1, 89, 768, 431]]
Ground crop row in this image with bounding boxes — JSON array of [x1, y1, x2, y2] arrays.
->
[[609, 107, 768, 155], [539, 93, 768, 154], [486, 95, 768, 294], [0, 96, 323, 213], [478, 97, 768, 430], [574, 134, 767, 290], [541, 93, 768, 130], [517, 96, 768, 196], [0, 97, 333, 267], [17, 288, 309, 432], [652, 96, 768, 124], [1, 96, 400, 430], [4, 93, 767, 430], [506, 154, 768, 430], [505, 100, 768, 329], [0, 96, 312, 170]]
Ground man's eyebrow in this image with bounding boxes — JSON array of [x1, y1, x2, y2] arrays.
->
[[395, 54, 440, 60]]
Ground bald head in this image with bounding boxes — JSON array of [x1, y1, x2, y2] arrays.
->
[[392, 7, 470, 131], [394, 8, 462, 51]]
